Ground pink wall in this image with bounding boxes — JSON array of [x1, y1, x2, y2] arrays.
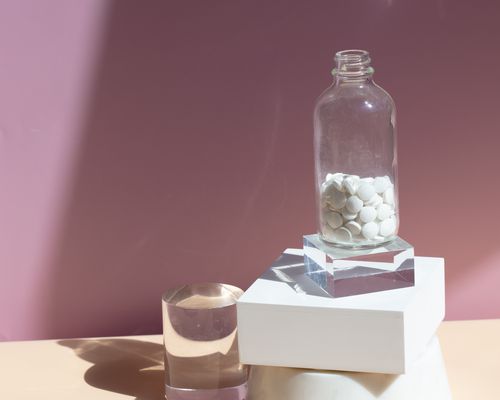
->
[[1, 0, 499, 341]]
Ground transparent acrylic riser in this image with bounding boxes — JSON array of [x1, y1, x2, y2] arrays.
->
[[261, 237, 414, 298], [303, 235, 414, 297]]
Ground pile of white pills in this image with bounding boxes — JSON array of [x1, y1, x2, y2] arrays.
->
[[320, 173, 397, 244]]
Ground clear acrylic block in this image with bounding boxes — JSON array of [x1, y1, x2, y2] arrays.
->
[[302, 235, 415, 297]]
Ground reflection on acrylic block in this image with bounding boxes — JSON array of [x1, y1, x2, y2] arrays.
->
[[302, 235, 414, 297], [261, 235, 415, 298]]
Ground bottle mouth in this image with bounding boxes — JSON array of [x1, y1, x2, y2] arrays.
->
[[332, 49, 373, 77], [335, 49, 371, 64]]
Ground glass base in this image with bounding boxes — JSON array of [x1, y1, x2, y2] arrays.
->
[[319, 233, 396, 249], [165, 382, 248, 400]]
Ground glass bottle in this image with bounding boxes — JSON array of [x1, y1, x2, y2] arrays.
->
[[314, 50, 399, 248]]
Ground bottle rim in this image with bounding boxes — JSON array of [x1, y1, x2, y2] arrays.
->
[[332, 49, 373, 77], [335, 49, 371, 64]]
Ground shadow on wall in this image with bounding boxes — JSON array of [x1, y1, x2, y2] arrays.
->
[[59, 338, 164, 400], [44, 1, 319, 339]]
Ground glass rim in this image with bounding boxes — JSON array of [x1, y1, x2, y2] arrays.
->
[[162, 282, 244, 310]]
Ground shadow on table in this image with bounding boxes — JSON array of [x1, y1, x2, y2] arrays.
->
[[58, 338, 164, 400]]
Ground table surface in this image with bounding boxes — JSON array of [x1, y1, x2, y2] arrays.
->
[[0, 320, 498, 399]]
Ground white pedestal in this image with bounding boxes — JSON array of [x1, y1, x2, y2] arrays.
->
[[248, 336, 451, 400], [237, 249, 445, 373]]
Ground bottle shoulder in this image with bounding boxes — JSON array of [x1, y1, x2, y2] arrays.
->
[[315, 81, 395, 113]]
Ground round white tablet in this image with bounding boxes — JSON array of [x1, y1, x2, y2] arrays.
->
[[377, 203, 394, 220], [357, 183, 376, 201], [360, 177, 374, 184], [361, 221, 379, 239], [379, 218, 396, 237], [365, 193, 383, 207], [383, 187, 395, 205], [359, 206, 377, 223], [341, 208, 357, 220], [330, 173, 345, 191], [345, 195, 363, 213], [325, 211, 343, 229], [373, 176, 391, 193], [343, 175, 360, 195], [322, 224, 335, 241], [327, 188, 346, 210], [332, 227, 352, 242], [345, 221, 362, 236]]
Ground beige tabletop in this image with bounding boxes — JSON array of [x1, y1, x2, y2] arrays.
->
[[0, 319, 498, 399]]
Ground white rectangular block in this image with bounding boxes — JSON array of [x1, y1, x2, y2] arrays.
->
[[237, 249, 445, 374]]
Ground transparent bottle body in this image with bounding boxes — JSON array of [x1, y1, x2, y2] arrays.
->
[[314, 51, 399, 248]]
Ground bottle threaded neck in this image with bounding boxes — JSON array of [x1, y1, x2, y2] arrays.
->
[[332, 49, 374, 78]]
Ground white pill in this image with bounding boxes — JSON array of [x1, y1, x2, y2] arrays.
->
[[345, 195, 364, 213], [331, 172, 344, 180], [326, 172, 344, 181], [322, 182, 336, 196], [325, 211, 343, 229], [360, 177, 374, 183], [357, 183, 376, 201], [321, 179, 333, 193], [359, 206, 377, 223], [373, 176, 391, 193], [365, 193, 383, 207], [383, 187, 395, 205], [327, 188, 346, 210], [321, 196, 330, 209], [345, 221, 362, 236], [361, 222, 379, 239], [343, 175, 360, 195], [321, 224, 335, 241], [325, 173, 345, 191], [341, 208, 358, 220], [333, 182, 344, 191], [377, 203, 394, 220], [321, 180, 333, 193], [379, 218, 396, 237], [332, 227, 352, 242]]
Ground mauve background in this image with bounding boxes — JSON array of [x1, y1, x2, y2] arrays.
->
[[0, 0, 499, 341]]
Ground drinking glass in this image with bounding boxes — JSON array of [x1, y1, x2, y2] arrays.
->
[[162, 283, 248, 400]]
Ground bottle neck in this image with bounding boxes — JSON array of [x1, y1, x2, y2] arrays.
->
[[332, 49, 374, 84]]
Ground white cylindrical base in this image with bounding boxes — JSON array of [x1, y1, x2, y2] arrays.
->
[[248, 336, 451, 400]]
